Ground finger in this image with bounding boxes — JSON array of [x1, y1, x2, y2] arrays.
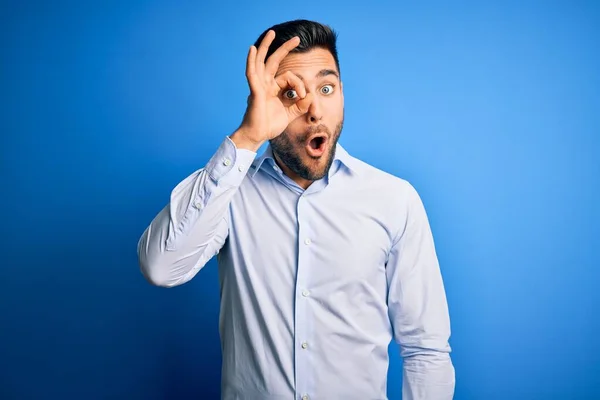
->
[[274, 71, 306, 99], [255, 30, 275, 77], [245, 45, 259, 92], [286, 91, 313, 120], [265, 36, 300, 76]]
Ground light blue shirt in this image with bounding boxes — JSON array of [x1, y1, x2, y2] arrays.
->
[[138, 136, 455, 400]]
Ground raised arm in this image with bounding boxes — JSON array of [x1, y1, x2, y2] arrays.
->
[[137, 30, 314, 287], [137, 137, 256, 287]]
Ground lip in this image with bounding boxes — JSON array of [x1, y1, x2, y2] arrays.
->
[[305, 133, 328, 157]]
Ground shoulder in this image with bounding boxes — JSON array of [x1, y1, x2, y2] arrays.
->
[[346, 154, 419, 201], [343, 155, 433, 244]]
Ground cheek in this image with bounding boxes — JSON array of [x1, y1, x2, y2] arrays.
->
[[325, 97, 344, 119], [283, 122, 304, 138], [279, 130, 305, 147]]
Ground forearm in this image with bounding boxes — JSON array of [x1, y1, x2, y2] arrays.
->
[[137, 170, 230, 287], [402, 350, 455, 400], [137, 136, 256, 287]]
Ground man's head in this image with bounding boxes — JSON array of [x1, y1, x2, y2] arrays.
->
[[255, 20, 344, 184]]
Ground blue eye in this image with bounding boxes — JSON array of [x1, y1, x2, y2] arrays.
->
[[320, 84, 334, 95]]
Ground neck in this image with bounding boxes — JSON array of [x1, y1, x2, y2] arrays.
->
[[273, 153, 314, 190]]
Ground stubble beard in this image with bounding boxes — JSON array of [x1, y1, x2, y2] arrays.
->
[[270, 119, 344, 182]]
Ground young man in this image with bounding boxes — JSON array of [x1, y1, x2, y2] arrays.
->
[[138, 19, 455, 400]]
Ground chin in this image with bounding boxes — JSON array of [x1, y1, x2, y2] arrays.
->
[[300, 151, 333, 180], [271, 122, 342, 181]]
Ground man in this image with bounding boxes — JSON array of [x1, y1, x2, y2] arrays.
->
[[138, 19, 455, 400]]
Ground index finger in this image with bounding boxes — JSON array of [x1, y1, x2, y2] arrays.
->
[[265, 36, 301, 76]]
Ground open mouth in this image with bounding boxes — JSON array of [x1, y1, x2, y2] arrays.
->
[[309, 135, 326, 150], [306, 134, 328, 156]]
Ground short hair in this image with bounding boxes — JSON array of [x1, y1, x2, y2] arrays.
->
[[253, 19, 340, 75]]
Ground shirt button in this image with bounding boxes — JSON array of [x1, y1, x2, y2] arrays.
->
[[223, 158, 231, 166], [302, 290, 310, 297], [301, 342, 308, 349], [304, 238, 311, 245], [238, 165, 244, 172], [194, 202, 203, 209], [302, 395, 309, 400]]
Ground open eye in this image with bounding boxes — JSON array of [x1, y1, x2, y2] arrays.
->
[[320, 84, 334, 95], [283, 89, 298, 100]]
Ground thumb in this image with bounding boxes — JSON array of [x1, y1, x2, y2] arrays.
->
[[286, 92, 313, 120]]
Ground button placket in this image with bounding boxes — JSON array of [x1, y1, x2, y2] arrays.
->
[[294, 195, 315, 399]]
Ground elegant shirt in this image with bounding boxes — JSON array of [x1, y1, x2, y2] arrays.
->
[[138, 136, 455, 400]]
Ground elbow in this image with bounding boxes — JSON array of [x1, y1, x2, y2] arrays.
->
[[135, 222, 210, 288], [139, 258, 176, 288], [137, 234, 179, 288], [402, 347, 452, 363], [399, 334, 453, 360], [138, 252, 172, 288]]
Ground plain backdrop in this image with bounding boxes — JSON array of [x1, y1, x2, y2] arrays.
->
[[1, 1, 599, 399]]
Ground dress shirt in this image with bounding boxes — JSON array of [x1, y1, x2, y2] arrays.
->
[[138, 135, 455, 400]]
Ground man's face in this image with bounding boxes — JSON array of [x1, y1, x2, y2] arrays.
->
[[270, 47, 344, 182]]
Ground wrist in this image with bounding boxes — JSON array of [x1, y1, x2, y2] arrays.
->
[[230, 128, 264, 152]]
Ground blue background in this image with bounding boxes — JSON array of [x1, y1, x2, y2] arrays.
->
[[1, 1, 599, 399]]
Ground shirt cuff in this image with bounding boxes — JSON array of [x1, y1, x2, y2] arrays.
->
[[206, 136, 257, 187]]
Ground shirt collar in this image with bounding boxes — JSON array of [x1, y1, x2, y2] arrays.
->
[[248, 141, 359, 178]]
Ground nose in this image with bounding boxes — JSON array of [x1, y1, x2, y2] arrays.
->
[[306, 95, 322, 123]]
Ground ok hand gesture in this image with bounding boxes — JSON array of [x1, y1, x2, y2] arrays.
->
[[233, 30, 313, 151]]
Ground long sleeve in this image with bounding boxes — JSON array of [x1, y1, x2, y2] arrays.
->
[[386, 182, 455, 399], [137, 136, 257, 288]]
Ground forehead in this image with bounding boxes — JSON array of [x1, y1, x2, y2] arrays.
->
[[275, 47, 338, 80]]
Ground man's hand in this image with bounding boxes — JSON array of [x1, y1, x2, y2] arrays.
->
[[231, 30, 313, 151]]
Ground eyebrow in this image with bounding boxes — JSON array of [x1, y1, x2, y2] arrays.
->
[[278, 69, 340, 80], [316, 69, 339, 79]]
